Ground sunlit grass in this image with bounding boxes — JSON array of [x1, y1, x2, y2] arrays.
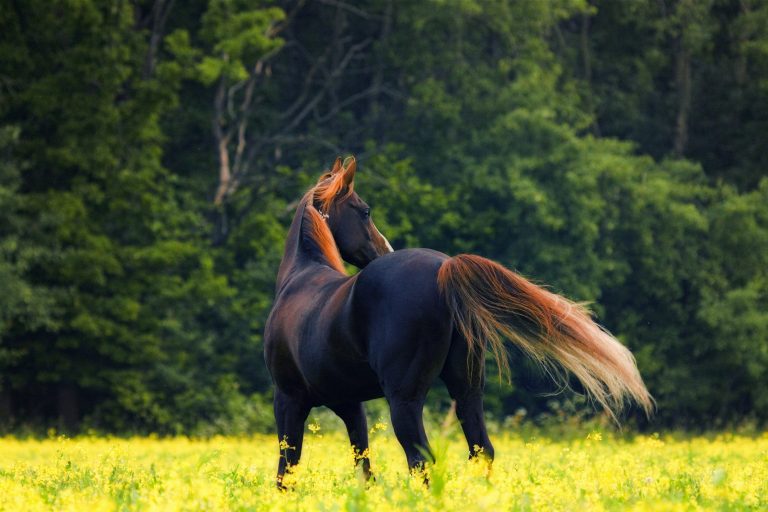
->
[[1, 428, 767, 511]]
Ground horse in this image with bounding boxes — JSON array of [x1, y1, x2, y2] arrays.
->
[[264, 156, 653, 488]]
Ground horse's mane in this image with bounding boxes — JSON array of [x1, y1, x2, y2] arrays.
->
[[299, 168, 353, 275]]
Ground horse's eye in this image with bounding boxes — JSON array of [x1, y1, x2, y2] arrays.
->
[[362, 208, 370, 219]]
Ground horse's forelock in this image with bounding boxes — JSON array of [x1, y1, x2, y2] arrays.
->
[[312, 167, 354, 214]]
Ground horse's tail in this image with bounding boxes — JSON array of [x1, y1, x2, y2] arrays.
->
[[437, 254, 653, 421]]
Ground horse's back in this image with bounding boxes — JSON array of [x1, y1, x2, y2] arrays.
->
[[354, 248, 448, 308]]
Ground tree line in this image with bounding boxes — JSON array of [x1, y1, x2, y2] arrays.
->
[[1, 0, 767, 434]]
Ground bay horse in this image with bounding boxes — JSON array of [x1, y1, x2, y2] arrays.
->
[[264, 157, 652, 488]]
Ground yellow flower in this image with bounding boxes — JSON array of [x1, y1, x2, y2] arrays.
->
[[369, 421, 388, 434], [587, 431, 603, 442], [1, 430, 767, 510]]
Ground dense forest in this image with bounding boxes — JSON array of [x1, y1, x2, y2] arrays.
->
[[1, 0, 767, 434]]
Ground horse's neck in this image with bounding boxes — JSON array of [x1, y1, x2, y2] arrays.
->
[[276, 202, 306, 292], [275, 201, 339, 294]]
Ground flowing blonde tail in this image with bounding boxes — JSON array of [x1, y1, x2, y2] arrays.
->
[[437, 254, 653, 421]]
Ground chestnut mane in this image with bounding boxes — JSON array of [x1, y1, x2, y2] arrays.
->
[[299, 163, 355, 275]]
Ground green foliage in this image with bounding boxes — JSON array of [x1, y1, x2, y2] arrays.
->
[[197, 0, 285, 84], [1, 0, 767, 433], [0, 1, 253, 434], [0, 127, 53, 390]]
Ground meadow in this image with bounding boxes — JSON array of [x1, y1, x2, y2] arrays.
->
[[1, 424, 766, 511]]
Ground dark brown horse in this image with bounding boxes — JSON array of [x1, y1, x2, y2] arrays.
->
[[264, 157, 652, 488]]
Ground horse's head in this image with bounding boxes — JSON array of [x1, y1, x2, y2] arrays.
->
[[311, 157, 393, 269]]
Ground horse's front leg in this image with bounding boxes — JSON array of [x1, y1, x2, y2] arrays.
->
[[274, 389, 310, 489]]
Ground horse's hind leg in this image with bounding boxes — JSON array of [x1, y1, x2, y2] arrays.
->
[[381, 355, 443, 472], [388, 396, 431, 471], [440, 336, 495, 462], [274, 389, 310, 489], [451, 391, 495, 462], [372, 314, 453, 473], [328, 402, 373, 481]]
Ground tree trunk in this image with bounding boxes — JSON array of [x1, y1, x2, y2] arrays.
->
[[368, 0, 392, 139], [580, 9, 601, 136], [0, 388, 12, 428], [57, 384, 79, 433], [674, 39, 692, 157]]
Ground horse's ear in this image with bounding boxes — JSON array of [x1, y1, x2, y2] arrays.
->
[[330, 157, 343, 175], [342, 156, 356, 187]]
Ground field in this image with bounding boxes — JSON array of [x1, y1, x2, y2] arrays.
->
[[1, 427, 767, 511]]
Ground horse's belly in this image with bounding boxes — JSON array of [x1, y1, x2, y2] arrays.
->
[[300, 354, 384, 406]]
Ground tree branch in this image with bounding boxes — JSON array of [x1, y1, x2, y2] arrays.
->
[[142, 0, 175, 80], [213, 74, 232, 205], [317, 0, 382, 21]]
